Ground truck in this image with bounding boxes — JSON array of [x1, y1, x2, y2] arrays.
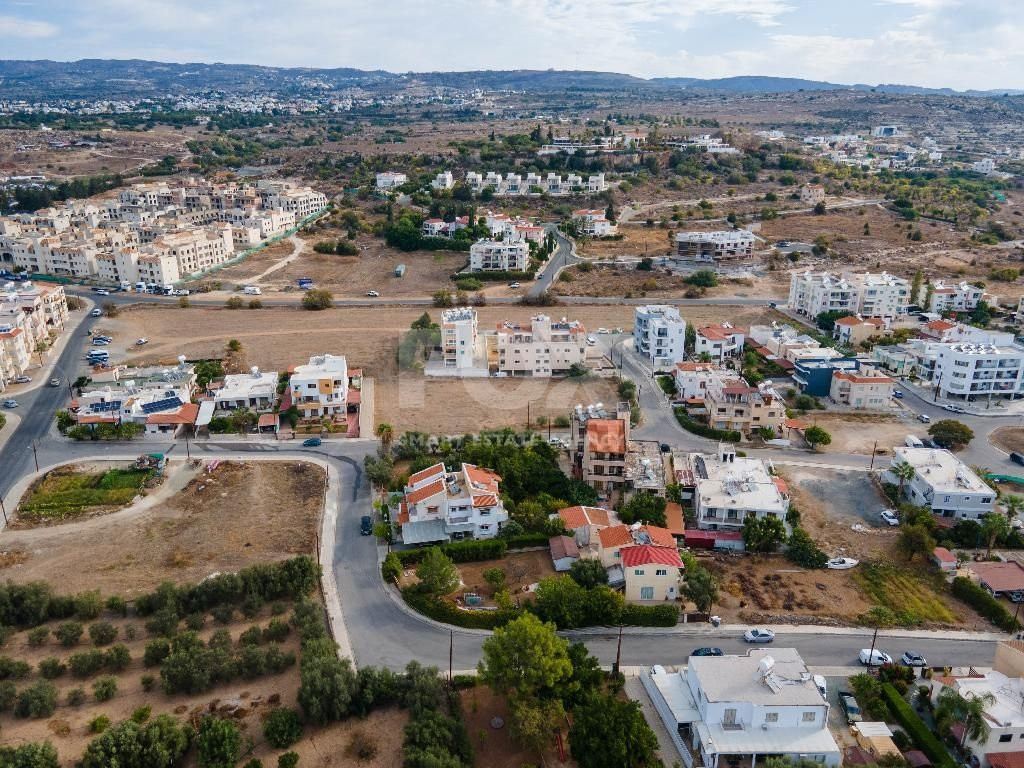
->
[[297, 277, 314, 290], [135, 281, 147, 293], [904, 435, 924, 448], [119, 280, 131, 291], [243, 286, 262, 295]]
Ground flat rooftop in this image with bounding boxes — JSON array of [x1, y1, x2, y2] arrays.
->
[[892, 447, 994, 495], [693, 453, 787, 513], [689, 647, 822, 706]]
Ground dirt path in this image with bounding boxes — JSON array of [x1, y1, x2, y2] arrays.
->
[[249, 234, 308, 284]]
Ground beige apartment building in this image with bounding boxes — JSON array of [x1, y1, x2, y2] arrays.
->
[[572, 402, 631, 495], [829, 367, 894, 408], [487, 313, 586, 377], [704, 378, 784, 436]]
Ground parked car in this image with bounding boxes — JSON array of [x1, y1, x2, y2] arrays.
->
[[859, 648, 892, 666], [880, 509, 900, 526], [826, 557, 859, 570], [366, 290, 380, 297], [92, 339, 110, 346], [135, 338, 148, 346], [90, 308, 102, 317], [921, 438, 939, 449], [360, 515, 373, 536], [548, 437, 564, 447], [12, 375, 31, 384], [660, 443, 671, 453], [892, 389, 903, 399], [586, 336, 597, 346], [302, 437, 322, 447], [49, 378, 60, 387], [2, 399, 18, 408], [839, 692, 863, 723], [691, 647, 724, 657], [1011, 452, 1024, 467], [917, 413, 931, 423], [901, 651, 927, 667], [596, 328, 610, 334], [743, 628, 775, 644], [943, 404, 965, 413]]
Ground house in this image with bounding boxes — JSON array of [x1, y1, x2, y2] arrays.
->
[[695, 324, 745, 364], [799, 184, 826, 204], [967, 562, 1024, 598], [791, 357, 862, 397], [664, 502, 686, 541], [572, 209, 617, 236], [675, 230, 754, 262], [572, 402, 630, 495], [549, 536, 580, 572], [973, 158, 996, 175], [833, 316, 887, 347], [884, 447, 997, 521], [683, 444, 791, 544], [212, 367, 278, 413], [374, 172, 407, 190], [673, 361, 726, 401], [598, 523, 677, 568], [620, 545, 683, 601], [703, 378, 784, 436], [828, 367, 894, 408], [288, 353, 351, 420], [488, 313, 587, 377], [430, 171, 454, 190], [76, 385, 193, 430], [556, 505, 613, 550], [398, 462, 509, 544], [749, 323, 823, 361], [634, 305, 686, 366], [643, 649, 841, 768], [468, 239, 529, 273], [932, 546, 959, 572]]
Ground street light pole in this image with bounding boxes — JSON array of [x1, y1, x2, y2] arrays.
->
[[30, 441, 39, 473]]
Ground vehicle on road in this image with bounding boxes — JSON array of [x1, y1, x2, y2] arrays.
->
[[366, 290, 380, 297], [596, 328, 609, 334], [135, 338, 148, 346], [586, 336, 596, 346], [92, 339, 110, 346], [302, 437, 322, 447], [49, 378, 61, 387], [917, 413, 931, 423], [2, 399, 18, 408], [90, 309, 102, 317], [943, 404, 965, 413], [1012, 453, 1024, 467], [12, 375, 31, 384], [839, 692, 862, 723], [360, 515, 373, 536], [243, 286, 262, 295], [859, 648, 892, 666], [880, 509, 900, 526], [743, 628, 775, 644], [690, 647, 724, 657], [892, 389, 903, 399], [905, 435, 924, 447], [775, 240, 790, 248], [492, 371, 508, 378], [826, 557, 859, 570], [508, 281, 521, 289], [921, 438, 939, 449], [95, 289, 110, 296], [901, 651, 927, 667]]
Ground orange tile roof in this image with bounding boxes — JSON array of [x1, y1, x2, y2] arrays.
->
[[472, 494, 498, 508], [464, 463, 501, 492], [926, 319, 957, 332], [932, 546, 957, 564], [0, 327, 23, 339], [587, 419, 626, 454], [598, 525, 633, 549], [406, 478, 445, 505], [643, 525, 676, 548], [558, 505, 612, 529], [772, 477, 789, 496], [663, 503, 685, 536], [145, 403, 200, 426], [398, 501, 409, 525], [675, 361, 715, 372], [408, 462, 446, 486], [77, 414, 116, 424], [620, 544, 683, 568]]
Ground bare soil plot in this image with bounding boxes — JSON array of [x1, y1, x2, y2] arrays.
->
[[552, 263, 782, 300], [447, 552, 556, 607], [992, 427, 1024, 455], [804, 412, 918, 455], [0, 460, 323, 597]]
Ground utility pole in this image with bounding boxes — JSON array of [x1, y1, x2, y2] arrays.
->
[[185, 432, 191, 459], [0, 496, 7, 525], [867, 626, 879, 668], [30, 441, 39, 473], [448, 630, 454, 684], [613, 624, 623, 676], [869, 440, 878, 471]]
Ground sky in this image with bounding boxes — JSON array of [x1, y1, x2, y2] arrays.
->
[[2, 0, 1022, 91]]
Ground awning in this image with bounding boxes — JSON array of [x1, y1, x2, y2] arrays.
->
[[195, 399, 215, 427], [401, 519, 449, 545], [444, 521, 476, 534]]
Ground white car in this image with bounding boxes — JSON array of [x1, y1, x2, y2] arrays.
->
[[596, 328, 610, 334], [586, 336, 597, 346], [12, 375, 31, 384], [135, 338, 148, 346], [366, 290, 380, 297], [943, 404, 965, 413], [2, 399, 18, 408], [90, 309, 102, 317], [859, 649, 892, 666], [743, 628, 775, 644], [880, 509, 900, 526], [95, 289, 110, 296], [917, 413, 931, 423]]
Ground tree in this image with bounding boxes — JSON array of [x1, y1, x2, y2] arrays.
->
[[482, 567, 506, 592], [569, 558, 609, 589], [890, 460, 916, 500], [786, 528, 828, 569], [415, 548, 459, 595], [897, 524, 935, 562], [982, 513, 1011, 556], [804, 426, 832, 450], [375, 422, 394, 451], [14, 681, 57, 719], [278, 754, 299, 768], [301, 289, 333, 311], [197, 716, 241, 768], [263, 707, 302, 749], [568, 693, 659, 768], [297, 655, 358, 724], [936, 687, 995, 747], [1004, 495, 1024, 521], [55, 621, 83, 647], [742, 515, 787, 554], [92, 676, 118, 702], [618, 493, 667, 527], [178, 295, 190, 309], [815, 310, 853, 332], [533, 576, 588, 629], [683, 566, 719, 613], [225, 296, 243, 309], [478, 614, 572, 702], [910, 270, 924, 306], [928, 420, 974, 450], [511, 698, 565, 754], [89, 621, 117, 646], [813, 201, 826, 215], [0, 741, 60, 768]]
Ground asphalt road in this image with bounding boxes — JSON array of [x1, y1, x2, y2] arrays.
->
[[528, 226, 576, 299]]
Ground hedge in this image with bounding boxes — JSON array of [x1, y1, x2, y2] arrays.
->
[[450, 270, 535, 282], [951, 576, 1020, 631], [674, 409, 742, 443], [400, 587, 516, 630], [620, 603, 680, 627], [503, 534, 551, 550], [881, 683, 956, 768], [394, 540, 506, 566]]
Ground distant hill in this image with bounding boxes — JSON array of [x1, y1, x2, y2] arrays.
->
[[0, 59, 1019, 100]]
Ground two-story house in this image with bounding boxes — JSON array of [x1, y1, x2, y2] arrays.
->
[[885, 447, 996, 521], [398, 462, 509, 544], [289, 353, 350, 419]]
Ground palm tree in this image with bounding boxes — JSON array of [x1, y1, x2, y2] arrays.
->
[[375, 422, 394, 452], [1004, 494, 1024, 522], [937, 687, 995, 747], [982, 513, 1011, 556], [891, 460, 916, 500]]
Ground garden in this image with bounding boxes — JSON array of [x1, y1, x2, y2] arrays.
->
[[17, 465, 154, 523]]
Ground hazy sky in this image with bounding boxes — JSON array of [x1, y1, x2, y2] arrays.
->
[[2, 0, 1022, 91]]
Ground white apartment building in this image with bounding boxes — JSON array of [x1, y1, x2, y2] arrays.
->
[[0, 282, 69, 378], [845, 271, 911, 319], [462, 170, 606, 196], [645, 648, 840, 768], [748, 323, 824, 361], [676, 230, 755, 262], [688, 444, 790, 540], [634, 305, 686, 367], [488, 313, 586, 377], [440, 307, 479, 370], [398, 462, 509, 544], [375, 172, 408, 190], [695, 324, 745, 364], [289, 354, 350, 418], [788, 271, 856, 318], [572, 209, 617, 237], [0, 321, 31, 391], [674, 362, 728, 401], [929, 280, 985, 313], [254, 180, 327, 220], [973, 158, 996, 175], [468, 239, 529, 273], [885, 447, 997, 521], [430, 171, 454, 190], [933, 342, 1024, 401], [212, 367, 279, 413]]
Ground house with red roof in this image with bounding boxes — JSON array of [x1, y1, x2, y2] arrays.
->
[[694, 324, 745, 364], [397, 462, 509, 545], [621, 544, 683, 602]]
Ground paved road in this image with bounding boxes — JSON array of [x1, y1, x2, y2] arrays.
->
[[527, 226, 576, 299]]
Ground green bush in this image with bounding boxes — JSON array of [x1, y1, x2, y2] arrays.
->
[[38, 658, 66, 679], [0, 680, 15, 711], [952, 576, 1020, 631], [144, 638, 171, 667], [66, 687, 86, 706], [93, 676, 118, 702], [89, 621, 118, 646], [0, 655, 31, 679], [55, 620, 84, 647], [104, 645, 131, 672], [503, 533, 550, 550], [14, 681, 58, 718], [620, 603, 680, 627], [263, 618, 291, 643], [26, 627, 49, 647], [263, 707, 303, 749], [69, 649, 106, 678], [381, 552, 402, 584], [674, 409, 741, 442], [881, 683, 956, 768], [239, 626, 263, 647], [401, 587, 515, 630], [89, 714, 111, 733], [394, 538, 506, 566]]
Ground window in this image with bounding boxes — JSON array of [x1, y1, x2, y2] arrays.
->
[[640, 586, 654, 600], [765, 713, 779, 723], [656, 569, 667, 576], [802, 711, 817, 723], [634, 569, 645, 576], [1000, 734, 1013, 743]]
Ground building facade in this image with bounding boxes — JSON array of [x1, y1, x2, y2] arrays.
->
[[468, 239, 529, 273], [398, 462, 509, 544], [885, 447, 997, 521], [634, 305, 686, 366], [675, 230, 755, 262], [488, 313, 586, 377]]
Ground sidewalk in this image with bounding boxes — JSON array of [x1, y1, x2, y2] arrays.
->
[[2, 297, 93, 398], [0, 411, 20, 456], [565, 622, 1007, 642]]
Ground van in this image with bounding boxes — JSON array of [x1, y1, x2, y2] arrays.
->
[[812, 674, 827, 698], [243, 286, 262, 295], [87, 351, 109, 362], [905, 435, 924, 448], [119, 280, 131, 291], [135, 281, 147, 292]]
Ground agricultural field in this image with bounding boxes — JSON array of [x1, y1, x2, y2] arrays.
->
[[16, 466, 154, 526], [853, 561, 959, 627]]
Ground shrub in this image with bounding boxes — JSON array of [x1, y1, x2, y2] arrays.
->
[[952, 576, 1019, 631], [381, 552, 402, 584], [66, 687, 86, 706], [226, 296, 244, 309], [301, 289, 334, 311], [198, 716, 241, 768], [131, 704, 152, 723], [674, 409, 741, 442], [104, 644, 131, 672], [0, 680, 15, 711], [144, 638, 172, 667], [69, 649, 106, 678], [239, 626, 263, 647], [145, 607, 179, 637], [14, 680, 58, 718], [0, 656, 31, 679], [89, 621, 118, 646], [141, 674, 156, 692], [401, 587, 514, 631], [208, 629, 233, 650], [263, 618, 290, 643], [264, 707, 303, 749], [55, 620, 84, 647], [38, 658, 66, 679], [27, 627, 50, 648], [278, 753, 299, 768], [75, 590, 105, 620], [89, 715, 112, 733], [93, 676, 117, 701], [881, 683, 956, 768], [105, 596, 128, 616], [212, 605, 235, 624], [393, 538, 506, 566], [186, 613, 207, 631]]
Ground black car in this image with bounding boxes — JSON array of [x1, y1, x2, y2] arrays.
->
[[1011, 453, 1024, 467], [360, 515, 373, 536], [691, 647, 724, 657]]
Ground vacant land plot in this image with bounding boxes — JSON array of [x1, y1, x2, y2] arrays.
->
[[552, 263, 782, 300], [17, 467, 154, 525], [461, 684, 575, 768], [806, 412, 917, 455], [446, 551, 556, 608], [0, 461, 323, 596], [991, 426, 1024, 456], [854, 561, 959, 626]]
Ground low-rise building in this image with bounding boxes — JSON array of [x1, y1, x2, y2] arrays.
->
[[828, 367, 895, 408], [704, 378, 785, 436], [598, 523, 677, 568], [634, 305, 686, 367], [833, 315, 887, 347], [621, 545, 683, 602], [573, 402, 631, 496], [375, 172, 408, 190], [695, 324, 745, 364], [468, 239, 529, 273], [674, 362, 727, 402], [791, 357, 863, 397], [288, 353, 350, 419], [929, 280, 986, 313], [572, 209, 617, 236], [556, 505, 613, 551], [430, 171, 454, 190], [799, 184, 826, 204], [398, 461, 509, 544], [212, 367, 278, 413], [676, 230, 755, 262], [884, 447, 997, 521]]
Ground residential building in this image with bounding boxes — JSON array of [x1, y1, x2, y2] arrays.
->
[[644, 648, 841, 768], [621, 545, 683, 602], [288, 353, 350, 419], [749, 323, 824, 361], [556, 505, 613, 551], [0, 321, 31, 391], [468, 239, 529, 272], [459, 170, 606, 196], [695, 324, 745, 364], [932, 341, 1024, 402], [597, 523, 677, 568], [799, 184, 826, 204], [791, 357, 862, 397], [873, 125, 901, 137], [704, 378, 785, 436], [75, 384, 193, 432], [973, 158, 996, 175], [929, 280, 985, 313], [488, 313, 586, 377], [844, 271, 911, 319], [440, 307, 480, 371], [549, 536, 580, 572], [884, 447, 997, 521], [374, 172, 407, 190], [788, 271, 856, 318], [828, 367, 895, 408], [397, 461, 509, 544], [673, 362, 728, 402], [634, 305, 686, 366], [833, 315, 887, 347], [212, 367, 279, 413], [0, 282, 69, 390], [430, 171, 454, 190], [572, 402, 630, 495], [572, 209, 617, 236], [675, 230, 754, 262], [684, 444, 790, 540]]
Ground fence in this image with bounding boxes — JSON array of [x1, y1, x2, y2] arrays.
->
[[639, 671, 694, 768]]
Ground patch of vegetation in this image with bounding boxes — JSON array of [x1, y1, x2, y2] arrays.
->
[[855, 562, 957, 626], [19, 468, 152, 521]]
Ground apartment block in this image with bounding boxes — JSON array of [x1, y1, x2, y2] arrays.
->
[[571, 402, 631, 495], [885, 447, 996, 521], [933, 341, 1024, 401], [468, 239, 529, 272], [675, 230, 754, 262], [430, 171, 454, 190], [398, 462, 509, 544], [929, 280, 985, 313], [440, 307, 480, 371], [488, 313, 586, 377], [833, 315, 887, 346], [695, 324, 745, 363], [704, 377, 785, 436], [844, 271, 911, 319], [211, 367, 279, 413], [788, 271, 856, 318], [633, 305, 686, 366]]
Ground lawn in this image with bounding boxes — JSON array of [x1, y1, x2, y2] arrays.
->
[[18, 468, 153, 522], [854, 561, 958, 627]]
